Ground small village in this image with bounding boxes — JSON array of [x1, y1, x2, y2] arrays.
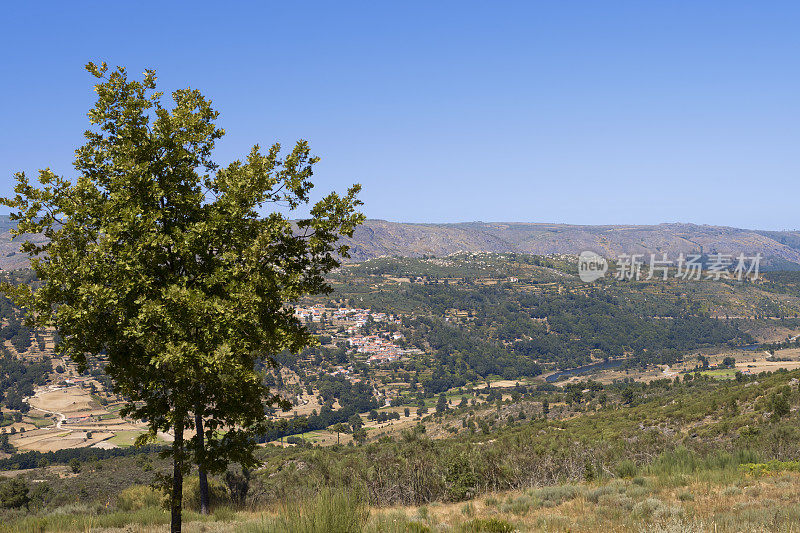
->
[[294, 305, 422, 369]]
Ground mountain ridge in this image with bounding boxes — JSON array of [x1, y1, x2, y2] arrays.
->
[[0, 215, 799, 270], [339, 219, 800, 268]]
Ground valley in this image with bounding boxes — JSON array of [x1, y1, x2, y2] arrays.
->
[[2, 253, 800, 532], [2, 254, 800, 454]]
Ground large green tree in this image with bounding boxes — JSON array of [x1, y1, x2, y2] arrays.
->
[[1, 62, 363, 532]]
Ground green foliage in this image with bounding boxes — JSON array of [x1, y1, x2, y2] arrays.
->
[[352, 427, 368, 445], [224, 467, 251, 506], [0, 444, 160, 471], [182, 476, 228, 511], [332, 260, 754, 384], [349, 413, 364, 430], [615, 459, 638, 478], [0, 351, 51, 412], [264, 488, 368, 533], [117, 484, 165, 511], [739, 460, 800, 476], [436, 394, 449, 414], [0, 477, 30, 509], [1, 61, 363, 528], [444, 450, 479, 501], [768, 390, 790, 420], [0, 434, 13, 454]]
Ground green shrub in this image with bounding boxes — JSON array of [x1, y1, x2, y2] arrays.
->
[[632, 497, 665, 518], [271, 488, 369, 533], [739, 460, 800, 476], [648, 447, 723, 476], [460, 517, 514, 533], [0, 478, 30, 509], [529, 484, 579, 506], [586, 486, 613, 503], [626, 485, 651, 499], [501, 495, 531, 516], [722, 486, 742, 496], [183, 476, 229, 511], [616, 459, 638, 478], [116, 484, 164, 511], [445, 452, 479, 501]]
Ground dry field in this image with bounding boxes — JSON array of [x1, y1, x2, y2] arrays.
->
[[735, 347, 800, 373], [13, 384, 147, 452], [556, 346, 800, 386]]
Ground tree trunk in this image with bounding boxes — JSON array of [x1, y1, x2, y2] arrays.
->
[[195, 409, 210, 514], [171, 414, 185, 533]]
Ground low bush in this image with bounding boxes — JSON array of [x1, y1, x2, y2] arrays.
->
[[529, 484, 579, 506], [267, 487, 369, 533], [116, 484, 164, 511], [182, 476, 229, 511], [459, 517, 514, 533], [616, 459, 638, 478]]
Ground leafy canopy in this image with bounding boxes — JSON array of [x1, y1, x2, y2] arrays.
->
[[1, 62, 364, 470]]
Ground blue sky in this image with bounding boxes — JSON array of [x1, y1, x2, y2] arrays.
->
[[1, 2, 798, 230]]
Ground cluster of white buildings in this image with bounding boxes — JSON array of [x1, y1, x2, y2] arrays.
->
[[334, 308, 400, 332], [294, 306, 402, 330], [294, 305, 398, 325], [293, 305, 412, 365], [294, 305, 326, 322], [347, 333, 405, 363]]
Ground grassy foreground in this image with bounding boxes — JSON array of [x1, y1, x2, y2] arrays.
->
[[7, 369, 800, 531], [5, 460, 800, 532]]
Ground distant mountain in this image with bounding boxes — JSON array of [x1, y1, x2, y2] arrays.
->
[[0, 215, 45, 271], [0, 215, 798, 270], [340, 220, 800, 269]]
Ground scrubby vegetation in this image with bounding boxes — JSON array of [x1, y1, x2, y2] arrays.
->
[[4, 455, 800, 531], [0, 367, 799, 530], [0, 255, 798, 530]]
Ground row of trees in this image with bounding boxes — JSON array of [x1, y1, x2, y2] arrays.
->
[[258, 375, 379, 442], [0, 354, 51, 411]]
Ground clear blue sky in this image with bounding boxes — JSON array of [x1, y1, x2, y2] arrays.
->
[[2, 2, 798, 230]]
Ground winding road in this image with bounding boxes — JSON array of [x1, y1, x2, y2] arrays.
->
[[23, 390, 66, 429]]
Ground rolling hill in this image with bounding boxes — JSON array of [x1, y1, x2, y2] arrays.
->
[[0, 215, 798, 270], [340, 220, 800, 269]]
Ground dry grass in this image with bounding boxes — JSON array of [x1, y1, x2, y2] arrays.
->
[[9, 470, 800, 532], [356, 470, 800, 532]]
